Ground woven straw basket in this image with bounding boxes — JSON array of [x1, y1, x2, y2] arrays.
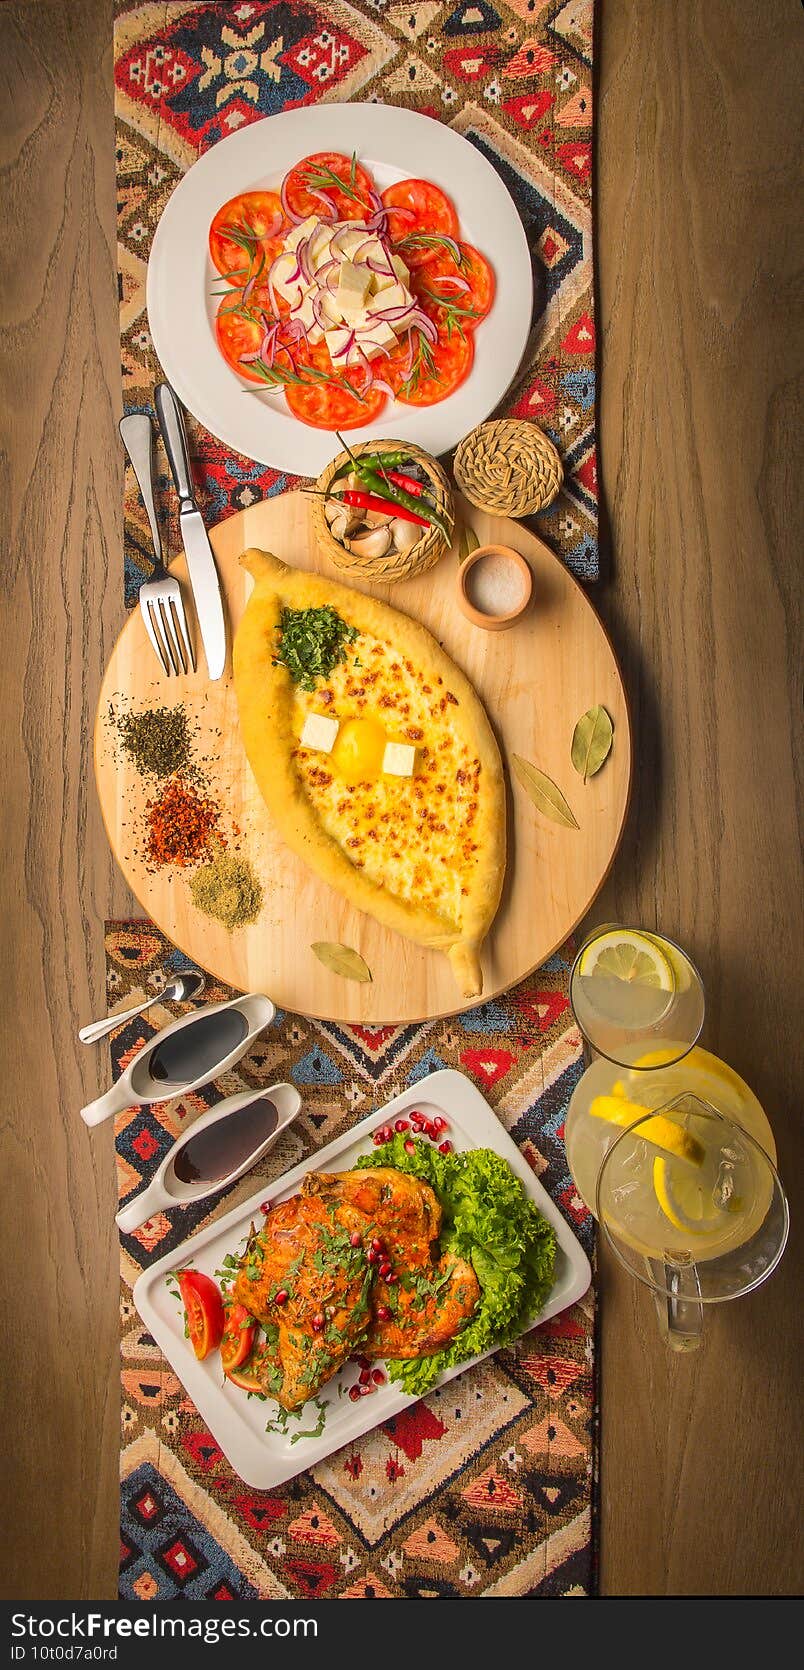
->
[[453, 419, 563, 518], [311, 439, 453, 583]]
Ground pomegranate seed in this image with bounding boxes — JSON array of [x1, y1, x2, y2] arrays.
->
[[381, 1125, 393, 1142], [349, 1385, 361, 1402], [376, 1304, 391, 1321], [367, 1247, 377, 1264], [439, 1140, 453, 1154], [404, 1138, 416, 1155], [432, 1115, 448, 1132], [312, 1313, 325, 1332], [394, 1119, 409, 1132], [385, 1273, 398, 1285], [355, 1354, 370, 1370], [274, 1289, 288, 1306], [372, 1132, 383, 1146], [379, 1261, 392, 1280], [359, 1367, 372, 1385], [350, 1230, 362, 1247], [372, 1368, 385, 1385], [260, 1201, 271, 1214], [359, 1384, 373, 1396], [409, 1109, 422, 1122], [410, 1116, 424, 1131]]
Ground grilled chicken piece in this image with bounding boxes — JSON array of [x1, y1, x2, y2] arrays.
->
[[232, 1193, 372, 1411], [305, 1168, 479, 1360], [366, 1254, 480, 1359], [303, 1167, 441, 1267]]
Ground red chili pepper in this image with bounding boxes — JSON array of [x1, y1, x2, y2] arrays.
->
[[386, 469, 427, 498], [341, 488, 428, 528]]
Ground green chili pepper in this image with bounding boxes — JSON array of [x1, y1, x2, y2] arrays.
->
[[357, 467, 452, 539]]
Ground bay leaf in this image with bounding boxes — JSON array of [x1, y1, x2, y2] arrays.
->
[[458, 524, 480, 564], [511, 754, 579, 829], [571, 705, 614, 783], [311, 941, 372, 983]]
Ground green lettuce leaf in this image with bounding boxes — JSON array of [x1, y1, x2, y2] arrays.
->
[[356, 1135, 557, 1395]]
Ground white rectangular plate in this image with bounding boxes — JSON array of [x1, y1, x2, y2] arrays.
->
[[133, 1069, 591, 1489]]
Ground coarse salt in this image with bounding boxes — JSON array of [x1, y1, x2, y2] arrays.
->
[[466, 553, 526, 617]]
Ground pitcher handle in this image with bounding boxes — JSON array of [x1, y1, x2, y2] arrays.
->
[[644, 1255, 703, 1353]]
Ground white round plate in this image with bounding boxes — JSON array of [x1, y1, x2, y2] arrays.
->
[[146, 103, 532, 474]]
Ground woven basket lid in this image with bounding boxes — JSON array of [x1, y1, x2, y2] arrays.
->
[[453, 419, 563, 517]]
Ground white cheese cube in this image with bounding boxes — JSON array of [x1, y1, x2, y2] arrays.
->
[[365, 281, 411, 319], [333, 225, 372, 262], [289, 292, 323, 344], [309, 224, 334, 268], [284, 216, 318, 253], [272, 251, 305, 303], [383, 742, 417, 778], [391, 252, 410, 286], [357, 320, 397, 357], [324, 325, 354, 364], [300, 713, 339, 753], [335, 259, 371, 320]]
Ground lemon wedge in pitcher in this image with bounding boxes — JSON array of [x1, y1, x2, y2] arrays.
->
[[589, 1092, 705, 1166], [578, 929, 675, 991], [653, 1157, 740, 1233]]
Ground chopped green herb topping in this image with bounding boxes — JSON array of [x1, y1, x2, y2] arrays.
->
[[274, 606, 358, 692]]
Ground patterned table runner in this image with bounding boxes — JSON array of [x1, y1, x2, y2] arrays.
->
[[115, 0, 598, 597], [110, 923, 596, 1599]]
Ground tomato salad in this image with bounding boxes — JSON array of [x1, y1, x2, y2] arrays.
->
[[209, 151, 495, 431]]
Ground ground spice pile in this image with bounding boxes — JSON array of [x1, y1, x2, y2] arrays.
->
[[115, 703, 195, 779], [144, 776, 220, 868], [189, 846, 263, 930]]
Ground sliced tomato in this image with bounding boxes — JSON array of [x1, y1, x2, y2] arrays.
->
[[224, 1339, 277, 1396], [282, 151, 373, 223], [177, 1270, 225, 1361], [286, 341, 388, 431], [382, 179, 459, 268], [214, 295, 266, 383], [394, 328, 474, 407], [209, 190, 286, 278], [220, 1302, 257, 1374], [413, 242, 495, 330]]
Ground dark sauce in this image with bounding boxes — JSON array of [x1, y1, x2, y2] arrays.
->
[[172, 1096, 279, 1185], [149, 1009, 248, 1086]]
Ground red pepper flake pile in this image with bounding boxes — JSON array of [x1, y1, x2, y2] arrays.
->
[[144, 775, 221, 868]]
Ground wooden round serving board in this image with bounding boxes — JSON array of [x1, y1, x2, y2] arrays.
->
[[95, 493, 631, 1023]]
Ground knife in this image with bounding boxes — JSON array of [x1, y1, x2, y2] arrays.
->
[[154, 382, 227, 681]]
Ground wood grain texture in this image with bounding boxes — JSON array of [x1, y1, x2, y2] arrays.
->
[[95, 495, 630, 1022], [0, 0, 801, 1601]]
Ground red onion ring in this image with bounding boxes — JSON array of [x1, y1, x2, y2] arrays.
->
[[279, 175, 305, 225], [367, 301, 418, 324], [431, 273, 471, 293], [307, 187, 339, 221], [371, 378, 396, 399]]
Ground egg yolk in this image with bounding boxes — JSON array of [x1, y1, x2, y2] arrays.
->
[[332, 717, 387, 783]]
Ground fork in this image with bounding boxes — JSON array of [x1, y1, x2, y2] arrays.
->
[[119, 412, 196, 676]]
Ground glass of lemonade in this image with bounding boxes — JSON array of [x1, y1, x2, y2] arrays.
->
[[596, 1095, 789, 1350]]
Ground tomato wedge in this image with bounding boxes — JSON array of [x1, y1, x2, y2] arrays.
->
[[394, 329, 474, 407], [413, 242, 495, 330], [282, 151, 373, 223], [221, 1303, 257, 1374], [285, 341, 388, 431], [382, 179, 459, 268], [224, 1340, 277, 1396], [209, 190, 286, 278], [177, 1270, 225, 1361]]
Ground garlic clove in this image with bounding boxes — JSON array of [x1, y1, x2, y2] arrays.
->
[[390, 517, 421, 553], [345, 526, 393, 561]]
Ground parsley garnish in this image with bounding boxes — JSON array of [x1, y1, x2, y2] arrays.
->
[[275, 605, 358, 692]]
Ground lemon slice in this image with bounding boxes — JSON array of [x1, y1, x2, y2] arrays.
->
[[579, 930, 675, 991], [653, 1157, 739, 1233], [589, 1093, 705, 1166]]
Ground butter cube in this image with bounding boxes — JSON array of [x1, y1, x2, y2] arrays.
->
[[300, 713, 339, 753], [383, 741, 417, 778]]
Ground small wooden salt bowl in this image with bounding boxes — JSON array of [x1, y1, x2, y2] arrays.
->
[[457, 543, 533, 632]]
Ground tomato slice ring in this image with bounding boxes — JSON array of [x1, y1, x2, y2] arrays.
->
[[413, 242, 495, 330], [393, 328, 475, 407], [177, 1270, 225, 1361], [285, 341, 388, 431], [220, 1302, 257, 1374], [282, 152, 373, 223], [215, 295, 266, 383], [209, 190, 286, 278], [382, 180, 459, 268]]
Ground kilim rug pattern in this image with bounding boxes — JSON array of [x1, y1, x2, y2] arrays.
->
[[114, 0, 598, 600], [109, 923, 596, 1599]]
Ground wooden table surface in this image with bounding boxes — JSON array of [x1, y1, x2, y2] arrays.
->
[[1, 0, 801, 1599]]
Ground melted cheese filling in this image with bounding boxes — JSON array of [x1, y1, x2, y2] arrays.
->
[[291, 632, 482, 929]]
